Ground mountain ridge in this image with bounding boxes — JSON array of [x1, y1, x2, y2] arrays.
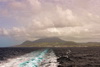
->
[[16, 37, 100, 47]]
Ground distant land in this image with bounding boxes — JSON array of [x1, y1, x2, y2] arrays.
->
[[15, 37, 100, 47]]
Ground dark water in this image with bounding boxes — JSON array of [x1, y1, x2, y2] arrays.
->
[[53, 47, 100, 67], [0, 47, 100, 67], [0, 47, 43, 61]]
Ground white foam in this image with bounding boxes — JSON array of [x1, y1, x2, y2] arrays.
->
[[0, 49, 59, 67], [0, 49, 44, 67]]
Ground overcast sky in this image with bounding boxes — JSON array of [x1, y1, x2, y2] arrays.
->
[[0, 0, 100, 47]]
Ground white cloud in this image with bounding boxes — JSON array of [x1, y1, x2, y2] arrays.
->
[[8, 1, 26, 9], [1, 0, 100, 42], [27, 0, 41, 9], [0, 28, 9, 36]]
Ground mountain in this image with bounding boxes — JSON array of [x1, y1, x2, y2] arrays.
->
[[16, 37, 77, 47], [21, 40, 33, 45], [32, 37, 66, 43], [16, 37, 100, 47]]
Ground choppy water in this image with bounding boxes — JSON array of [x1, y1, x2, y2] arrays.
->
[[0, 48, 58, 67], [0, 47, 100, 67]]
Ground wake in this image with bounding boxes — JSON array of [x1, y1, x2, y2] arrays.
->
[[0, 49, 59, 67]]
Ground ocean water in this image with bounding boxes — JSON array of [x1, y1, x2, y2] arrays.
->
[[0, 47, 100, 67]]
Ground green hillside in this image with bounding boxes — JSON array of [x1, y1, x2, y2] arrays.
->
[[16, 37, 100, 47]]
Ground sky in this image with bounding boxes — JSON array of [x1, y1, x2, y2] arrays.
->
[[0, 0, 100, 47]]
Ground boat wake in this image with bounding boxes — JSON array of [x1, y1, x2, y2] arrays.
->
[[0, 49, 59, 67]]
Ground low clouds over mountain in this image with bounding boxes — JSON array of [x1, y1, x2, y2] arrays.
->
[[0, 0, 100, 43]]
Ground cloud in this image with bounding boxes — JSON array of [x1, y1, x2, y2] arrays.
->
[[0, 0, 8, 2], [0, 9, 9, 16], [27, 0, 41, 9], [8, 1, 26, 9], [0, 28, 9, 36], [1, 0, 100, 42]]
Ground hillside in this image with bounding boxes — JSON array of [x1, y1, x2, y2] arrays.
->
[[16, 37, 100, 47]]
